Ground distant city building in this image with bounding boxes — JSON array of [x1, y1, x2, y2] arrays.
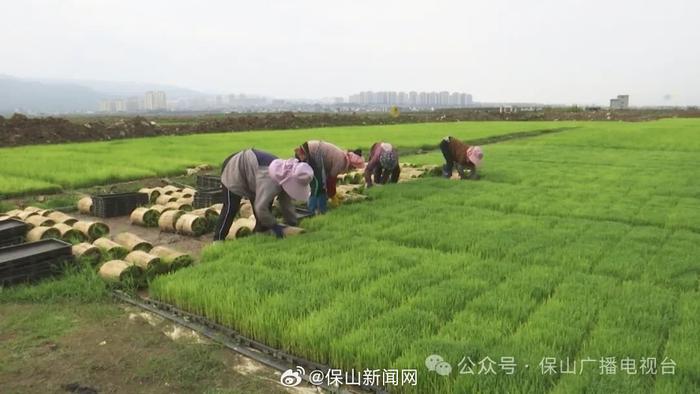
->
[[409, 91, 417, 106], [347, 90, 473, 108], [610, 94, 629, 109], [144, 91, 167, 111]]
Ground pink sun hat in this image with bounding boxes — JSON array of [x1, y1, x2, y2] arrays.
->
[[467, 146, 484, 167], [269, 158, 313, 201], [346, 152, 365, 169]]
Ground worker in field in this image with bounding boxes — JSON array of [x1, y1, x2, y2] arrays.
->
[[364, 142, 400, 187], [439, 136, 483, 180], [294, 140, 365, 213], [214, 149, 313, 240]]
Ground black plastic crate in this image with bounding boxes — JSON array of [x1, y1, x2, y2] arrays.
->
[[0, 239, 73, 286], [196, 175, 221, 189], [0, 236, 25, 248], [91, 192, 149, 218], [193, 188, 224, 208], [0, 219, 27, 244]]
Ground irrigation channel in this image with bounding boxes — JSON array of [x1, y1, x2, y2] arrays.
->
[[113, 290, 388, 394]]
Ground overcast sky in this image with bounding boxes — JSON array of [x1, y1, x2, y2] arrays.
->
[[2, 0, 699, 105]]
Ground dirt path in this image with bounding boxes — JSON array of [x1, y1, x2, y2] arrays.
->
[[0, 302, 304, 394]]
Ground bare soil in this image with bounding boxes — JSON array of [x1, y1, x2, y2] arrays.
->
[[0, 303, 299, 394], [3, 108, 699, 147]]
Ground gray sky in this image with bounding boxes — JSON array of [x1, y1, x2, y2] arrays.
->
[[3, 0, 699, 105]]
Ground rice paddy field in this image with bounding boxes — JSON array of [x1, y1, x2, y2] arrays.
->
[[146, 119, 700, 393], [0, 121, 567, 196], [3, 119, 699, 393]]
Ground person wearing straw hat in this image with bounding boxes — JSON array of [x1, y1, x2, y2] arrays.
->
[[364, 142, 400, 187], [294, 140, 365, 213], [214, 149, 313, 241], [438, 136, 484, 180]]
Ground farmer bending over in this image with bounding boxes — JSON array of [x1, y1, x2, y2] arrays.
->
[[364, 142, 400, 187], [214, 149, 313, 241], [439, 136, 483, 180], [294, 140, 365, 213]]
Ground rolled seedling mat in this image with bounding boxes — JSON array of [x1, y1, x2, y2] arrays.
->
[[16, 211, 39, 221], [77, 197, 93, 214], [72, 220, 110, 241], [169, 192, 185, 199], [23, 206, 43, 213], [93, 237, 128, 260], [36, 209, 55, 217], [156, 194, 178, 205], [26, 226, 62, 242], [182, 188, 196, 197], [239, 202, 254, 219], [5, 209, 24, 218], [211, 203, 223, 212], [149, 246, 193, 271], [175, 214, 209, 236], [138, 188, 161, 204], [161, 185, 179, 195], [178, 197, 194, 204], [72, 242, 102, 266], [191, 208, 219, 228], [25, 215, 55, 228], [53, 223, 88, 244], [124, 250, 170, 279], [226, 217, 256, 240], [129, 207, 161, 227], [114, 232, 152, 252], [98, 260, 144, 285], [125, 250, 166, 277], [166, 201, 192, 211], [0, 215, 10, 222], [158, 210, 185, 232], [149, 204, 174, 214], [47, 211, 78, 225]]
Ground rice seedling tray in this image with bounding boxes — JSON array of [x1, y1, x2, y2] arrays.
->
[[193, 188, 224, 208], [91, 192, 149, 218], [0, 239, 73, 285], [196, 174, 221, 189], [0, 218, 28, 246], [112, 290, 388, 394]]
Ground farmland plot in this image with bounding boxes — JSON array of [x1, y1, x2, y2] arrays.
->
[[0, 121, 569, 195], [150, 119, 700, 393]]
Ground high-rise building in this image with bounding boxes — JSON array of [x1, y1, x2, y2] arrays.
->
[[409, 91, 418, 106], [438, 91, 450, 106], [610, 94, 629, 109], [144, 91, 167, 111]]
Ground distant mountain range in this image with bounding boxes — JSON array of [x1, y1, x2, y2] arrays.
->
[[0, 75, 204, 115]]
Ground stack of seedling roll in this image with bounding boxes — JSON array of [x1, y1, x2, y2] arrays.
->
[[159, 210, 186, 232], [72, 220, 110, 241], [53, 223, 88, 244], [149, 246, 193, 270], [71, 242, 102, 266], [226, 217, 256, 239], [175, 213, 209, 236], [114, 232, 152, 252], [130, 207, 161, 227], [77, 197, 93, 214]]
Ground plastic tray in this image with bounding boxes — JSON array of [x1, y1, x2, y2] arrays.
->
[[0, 218, 28, 242], [196, 175, 221, 189], [0, 239, 73, 286], [193, 188, 224, 208], [91, 192, 149, 218]]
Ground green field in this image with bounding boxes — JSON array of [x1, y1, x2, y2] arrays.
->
[[0, 121, 569, 196], [148, 119, 700, 393]]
